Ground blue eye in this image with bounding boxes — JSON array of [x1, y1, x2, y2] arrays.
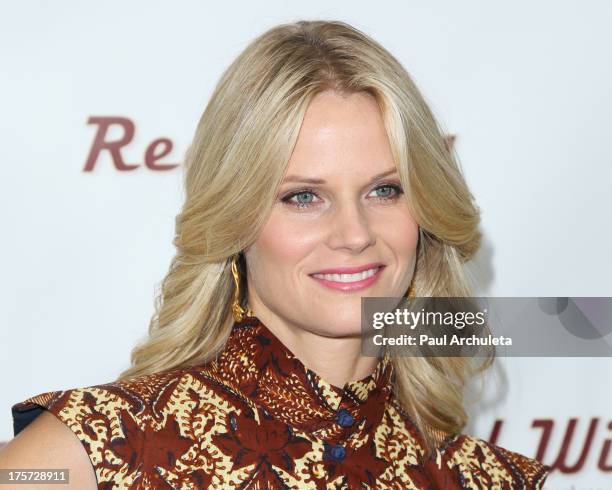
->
[[368, 183, 404, 202], [281, 189, 319, 209], [293, 192, 315, 205], [372, 185, 398, 199], [281, 183, 403, 210]]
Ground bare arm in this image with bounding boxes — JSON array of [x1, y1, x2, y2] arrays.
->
[[0, 410, 97, 490]]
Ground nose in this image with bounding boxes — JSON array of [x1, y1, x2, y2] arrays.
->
[[327, 200, 376, 253]]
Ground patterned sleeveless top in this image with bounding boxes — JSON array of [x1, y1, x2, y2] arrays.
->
[[12, 314, 552, 489]]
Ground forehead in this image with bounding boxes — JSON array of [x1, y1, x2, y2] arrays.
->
[[284, 90, 396, 180]]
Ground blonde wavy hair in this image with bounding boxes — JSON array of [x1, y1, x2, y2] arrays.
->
[[117, 19, 494, 454]]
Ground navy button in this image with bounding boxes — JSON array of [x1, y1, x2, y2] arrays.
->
[[335, 408, 354, 428], [329, 444, 346, 462]]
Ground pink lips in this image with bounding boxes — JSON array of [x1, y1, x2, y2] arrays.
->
[[312, 262, 384, 275], [309, 264, 385, 292]]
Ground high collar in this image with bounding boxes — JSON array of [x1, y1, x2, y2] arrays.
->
[[207, 313, 395, 443]]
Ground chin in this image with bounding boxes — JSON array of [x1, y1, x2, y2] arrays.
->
[[310, 311, 363, 338]]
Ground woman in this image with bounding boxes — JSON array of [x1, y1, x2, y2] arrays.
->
[[2, 20, 551, 489]]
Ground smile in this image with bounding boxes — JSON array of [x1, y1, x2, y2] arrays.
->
[[309, 265, 385, 291]]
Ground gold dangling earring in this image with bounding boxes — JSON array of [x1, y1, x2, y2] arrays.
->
[[231, 254, 254, 322]]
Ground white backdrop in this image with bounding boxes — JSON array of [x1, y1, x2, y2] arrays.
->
[[1, 1, 611, 487]]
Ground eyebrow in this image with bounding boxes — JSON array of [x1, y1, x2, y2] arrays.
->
[[282, 168, 398, 185]]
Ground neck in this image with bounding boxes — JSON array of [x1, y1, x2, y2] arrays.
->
[[250, 305, 379, 389]]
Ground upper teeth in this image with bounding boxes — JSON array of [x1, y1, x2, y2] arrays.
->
[[312, 267, 380, 283]]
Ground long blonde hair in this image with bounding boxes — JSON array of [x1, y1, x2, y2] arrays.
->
[[117, 19, 493, 454]]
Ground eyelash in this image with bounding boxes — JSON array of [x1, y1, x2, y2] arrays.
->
[[280, 183, 404, 210]]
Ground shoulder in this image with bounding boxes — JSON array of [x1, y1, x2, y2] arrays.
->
[[8, 367, 192, 487], [10, 365, 233, 433], [433, 433, 552, 489], [0, 410, 98, 489], [11, 367, 187, 438], [9, 365, 247, 488]]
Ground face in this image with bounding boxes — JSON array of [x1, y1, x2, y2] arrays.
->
[[245, 89, 419, 337]]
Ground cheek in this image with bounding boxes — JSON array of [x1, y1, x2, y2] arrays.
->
[[251, 211, 319, 270], [380, 211, 419, 255]]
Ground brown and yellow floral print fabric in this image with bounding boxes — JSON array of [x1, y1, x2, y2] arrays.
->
[[12, 315, 552, 489]]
